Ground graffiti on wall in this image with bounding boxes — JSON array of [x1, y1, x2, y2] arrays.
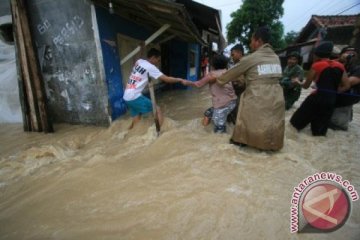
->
[[29, 1, 109, 124], [35, 12, 106, 122], [37, 19, 51, 35], [35, 14, 98, 115], [52, 16, 84, 50], [36, 15, 84, 48]]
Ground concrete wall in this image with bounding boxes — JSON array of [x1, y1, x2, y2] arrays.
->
[[26, 0, 110, 125], [0, 1, 22, 123]]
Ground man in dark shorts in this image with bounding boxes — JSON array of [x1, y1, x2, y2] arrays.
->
[[123, 48, 188, 129]]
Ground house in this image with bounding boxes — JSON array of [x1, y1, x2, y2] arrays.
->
[[175, 0, 227, 57], [278, 14, 360, 69], [0, 0, 223, 131]]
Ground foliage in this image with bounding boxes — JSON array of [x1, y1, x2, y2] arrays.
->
[[226, 0, 286, 50], [284, 30, 299, 46]]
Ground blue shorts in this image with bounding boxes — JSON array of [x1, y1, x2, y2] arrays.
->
[[125, 95, 153, 117]]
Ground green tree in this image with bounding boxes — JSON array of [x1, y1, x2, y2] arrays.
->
[[284, 30, 299, 46], [226, 0, 285, 50]]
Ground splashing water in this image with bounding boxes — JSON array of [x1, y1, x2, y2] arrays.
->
[[0, 87, 359, 239]]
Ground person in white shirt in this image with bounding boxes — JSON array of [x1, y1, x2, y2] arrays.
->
[[123, 48, 188, 129]]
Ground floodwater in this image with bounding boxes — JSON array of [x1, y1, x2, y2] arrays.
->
[[0, 87, 359, 240]]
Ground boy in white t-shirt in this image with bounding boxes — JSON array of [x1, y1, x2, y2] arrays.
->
[[123, 48, 188, 129]]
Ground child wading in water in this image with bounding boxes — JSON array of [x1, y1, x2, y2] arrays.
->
[[189, 54, 237, 133]]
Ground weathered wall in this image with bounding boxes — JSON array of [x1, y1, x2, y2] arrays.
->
[[0, 1, 22, 123], [26, 0, 110, 125]]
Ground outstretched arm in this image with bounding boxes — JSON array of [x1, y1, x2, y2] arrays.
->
[[217, 59, 249, 86], [293, 69, 316, 89], [192, 73, 216, 88], [158, 75, 184, 84]]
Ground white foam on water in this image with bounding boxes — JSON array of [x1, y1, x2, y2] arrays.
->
[[0, 88, 359, 239]]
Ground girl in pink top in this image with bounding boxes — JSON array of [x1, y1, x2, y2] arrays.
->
[[191, 55, 237, 133]]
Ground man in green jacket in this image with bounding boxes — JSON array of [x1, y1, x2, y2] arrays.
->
[[280, 51, 304, 110]]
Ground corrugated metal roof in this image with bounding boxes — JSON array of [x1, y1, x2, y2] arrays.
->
[[93, 0, 206, 44], [175, 0, 222, 34]]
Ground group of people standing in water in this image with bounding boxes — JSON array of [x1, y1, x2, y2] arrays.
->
[[122, 26, 360, 151]]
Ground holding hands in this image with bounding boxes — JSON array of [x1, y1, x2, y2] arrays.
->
[[180, 79, 196, 87]]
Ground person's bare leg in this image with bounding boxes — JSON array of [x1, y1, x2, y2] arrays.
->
[[156, 106, 164, 126], [129, 115, 141, 129]]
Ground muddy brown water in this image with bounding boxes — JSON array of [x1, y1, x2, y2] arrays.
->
[[0, 87, 359, 239]]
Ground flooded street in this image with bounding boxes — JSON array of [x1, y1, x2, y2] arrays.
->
[[0, 87, 360, 239]]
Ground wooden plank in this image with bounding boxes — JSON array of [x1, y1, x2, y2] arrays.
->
[[148, 74, 160, 136], [17, 0, 42, 131], [17, 0, 53, 132], [11, 0, 38, 131], [10, 0, 30, 131], [120, 24, 170, 65]]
